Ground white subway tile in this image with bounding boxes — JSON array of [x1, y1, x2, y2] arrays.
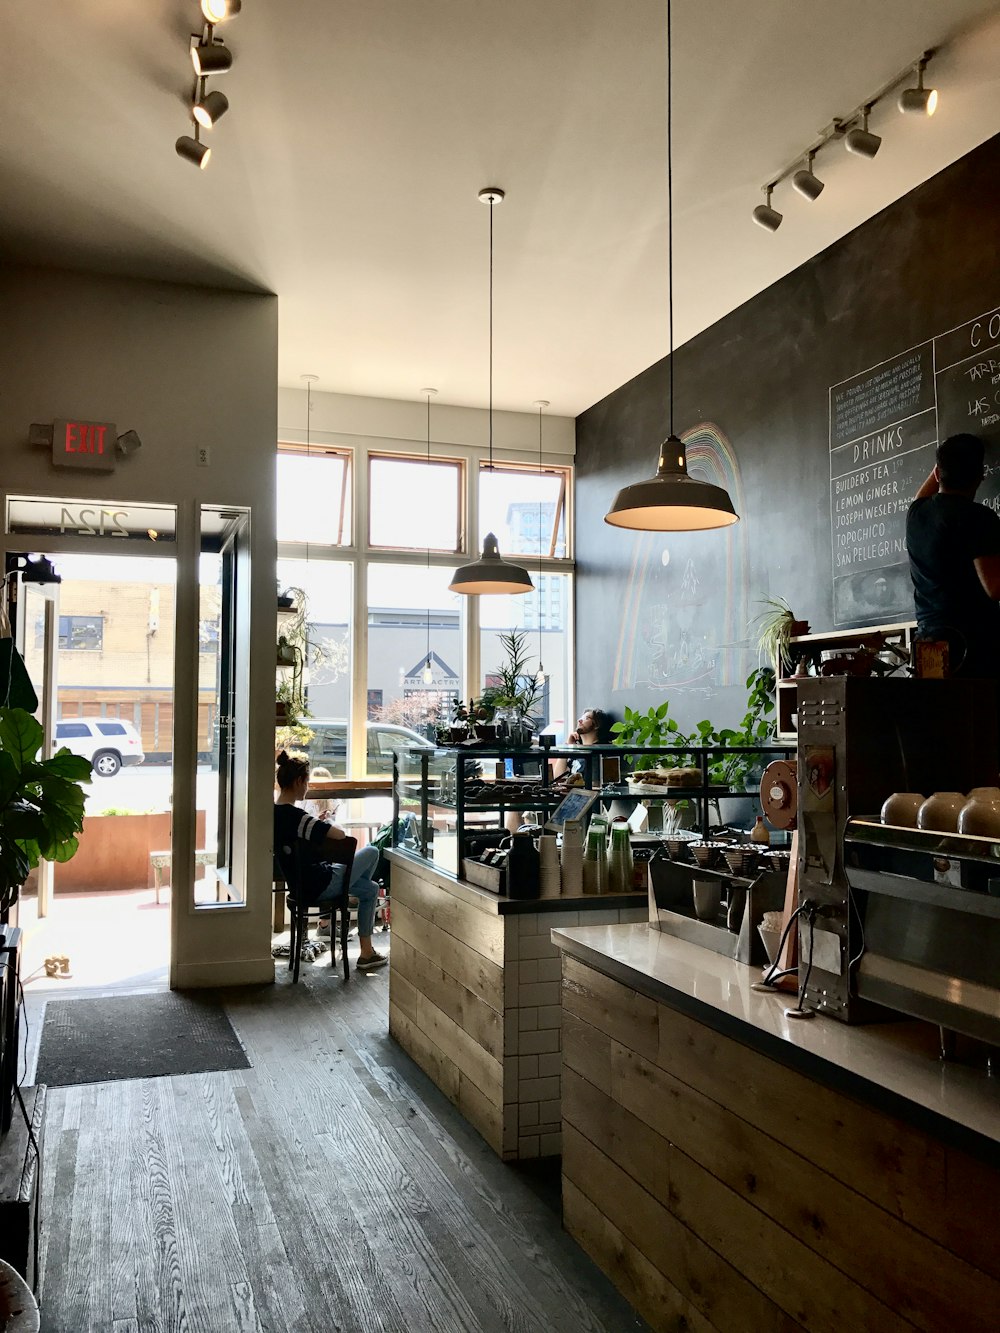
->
[[518, 982, 560, 1007], [519, 933, 559, 959], [518, 1007, 539, 1032], [516, 959, 539, 985], [537, 1052, 561, 1078], [518, 1076, 560, 1101], [518, 1135, 540, 1159], [539, 1132, 562, 1157], [519, 1028, 560, 1056], [540, 1099, 560, 1123], [535, 957, 561, 983], [519, 1102, 540, 1129], [537, 1005, 562, 1029], [518, 1055, 539, 1079], [537, 910, 579, 931]]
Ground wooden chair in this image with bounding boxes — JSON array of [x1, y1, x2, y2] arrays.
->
[[275, 836, 356, 983]]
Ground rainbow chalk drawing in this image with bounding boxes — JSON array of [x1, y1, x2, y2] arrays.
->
[[613, 422, 750, 694]]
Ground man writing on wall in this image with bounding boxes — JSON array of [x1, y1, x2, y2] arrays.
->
[[906, 432, 1000, 678]]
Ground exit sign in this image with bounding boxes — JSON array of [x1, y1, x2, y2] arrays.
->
[[52, 419, 117, 471]]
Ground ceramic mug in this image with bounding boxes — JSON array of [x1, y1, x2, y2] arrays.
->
[[880, 792, 925, 827], [958, 788, 1000, 837], [916, 792, 966, 834]]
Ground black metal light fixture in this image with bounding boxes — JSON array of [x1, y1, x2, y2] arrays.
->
[[191, 37, 233, 76], [449, 188, 535, 593], [201, 0, 241, 20], [845, 106, 881, 158], [792, 151, 825, 202], [175, 130, 211, 168], [421, 388, 438, 684], [605, 1, 738, 533], [193, 87, 229, 129], [17, 555, 61, 586]]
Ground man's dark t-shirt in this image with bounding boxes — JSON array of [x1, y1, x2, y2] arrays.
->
[[273, 803, 333, 903], [906, 493, 1000, 677]]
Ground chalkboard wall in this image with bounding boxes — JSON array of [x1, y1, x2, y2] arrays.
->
[[574, 132, 1000, 733]]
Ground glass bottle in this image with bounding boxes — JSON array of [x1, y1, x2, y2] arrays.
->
[[607, 818, 634, 895]]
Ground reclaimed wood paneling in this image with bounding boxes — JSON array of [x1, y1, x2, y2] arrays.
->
[[562, 954, 1000, 1333]]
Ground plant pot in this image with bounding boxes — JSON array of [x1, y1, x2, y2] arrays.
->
[[474, 724, 498, 742], [277, 595, 295, 610]]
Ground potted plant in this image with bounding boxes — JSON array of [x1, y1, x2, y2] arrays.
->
[[275, 585, 309, 725], [0, 708, 91, 916], [753, 597, 810, 676], [481, 630, 542, 743]]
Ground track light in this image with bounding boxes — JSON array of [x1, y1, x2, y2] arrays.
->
[[201, 0, 241, 20], [193, 89, 229, 129], [176, 134, 211, 169], [191, 39, 233, 76], [899, 56, 937, 116], [752, 185, 783, 232], [792, 152, 824, 201], [845, 106, 881, 159]]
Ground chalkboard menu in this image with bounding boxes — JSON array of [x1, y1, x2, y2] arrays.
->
[[830, 303, 1000, 624]]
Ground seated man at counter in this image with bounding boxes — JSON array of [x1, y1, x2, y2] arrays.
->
[[274, 750, 387, 971], [551, 707, 612, 782], [907, 432, 1000, 679]]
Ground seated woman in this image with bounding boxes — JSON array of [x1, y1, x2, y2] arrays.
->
[[274, 750, 387, 972]]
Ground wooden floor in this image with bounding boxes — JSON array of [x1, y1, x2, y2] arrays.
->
[[24, 946, 650, 1333]]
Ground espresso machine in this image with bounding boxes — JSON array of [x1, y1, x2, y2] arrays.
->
[[794, 677, 1000, 1043]]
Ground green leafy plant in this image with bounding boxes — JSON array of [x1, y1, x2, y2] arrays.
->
[[610, 701, 687, 771], [0, 708, 91, 914], [480, 629, 542, 719], [610, 668, 776, 789], [752, 597, 809, 675]]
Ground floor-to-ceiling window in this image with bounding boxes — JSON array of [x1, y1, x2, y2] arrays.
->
[[276, 438, 574, 777]]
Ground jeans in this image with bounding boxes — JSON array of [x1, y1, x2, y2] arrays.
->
[[316, 844, 381, 937]]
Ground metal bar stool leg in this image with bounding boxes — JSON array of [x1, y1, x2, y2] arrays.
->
[[339, 892, 350, 980]]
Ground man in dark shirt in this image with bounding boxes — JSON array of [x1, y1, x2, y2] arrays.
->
[[906, 433, 1000, 678]]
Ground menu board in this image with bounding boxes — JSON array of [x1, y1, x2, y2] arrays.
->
[[829, 303, 1000, 625]]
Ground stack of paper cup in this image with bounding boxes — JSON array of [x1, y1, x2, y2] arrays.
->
[[560, 819, 584, 896], [537, 834, 560, 897]]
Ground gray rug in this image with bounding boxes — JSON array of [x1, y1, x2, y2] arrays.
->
[[35, 991, 251, 1087]]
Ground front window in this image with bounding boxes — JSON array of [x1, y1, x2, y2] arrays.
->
[[277, 446, 352, 546], [479, 463, 568, 557], [368, 454, 463, 552]]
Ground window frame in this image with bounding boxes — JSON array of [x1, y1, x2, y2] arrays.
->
[[477, 460, 570, 558], [276, 433, 575, 779], [277, 442, 353, 547], [366, 451, 465, 554]]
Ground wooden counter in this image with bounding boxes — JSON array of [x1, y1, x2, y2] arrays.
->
[[385, 850, 646, 1160], [551, 922, 1000, 1333]]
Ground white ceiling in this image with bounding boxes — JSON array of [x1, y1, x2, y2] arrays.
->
[[3, 1, 1000, 416]]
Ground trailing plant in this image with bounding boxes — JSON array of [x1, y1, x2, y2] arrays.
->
[[0, 708, 91, 914], [751, 596, 809, 675]]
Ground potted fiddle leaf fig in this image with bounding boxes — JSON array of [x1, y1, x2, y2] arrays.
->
[[0, 707, 91, 915]]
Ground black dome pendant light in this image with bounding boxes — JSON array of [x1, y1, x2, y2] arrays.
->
[[449, 188, 534, 594], [604, 0, 738, 533]]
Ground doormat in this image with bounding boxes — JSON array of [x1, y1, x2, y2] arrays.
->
[[35, 992, 251, 1087]]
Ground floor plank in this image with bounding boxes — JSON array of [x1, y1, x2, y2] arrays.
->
[[29, 945, 649, 1333]]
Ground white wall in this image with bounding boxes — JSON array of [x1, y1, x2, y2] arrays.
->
[[278, 386, 575, 460], [0, 263, 278, 988]]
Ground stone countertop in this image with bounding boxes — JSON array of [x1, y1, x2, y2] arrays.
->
[[551, 921, 1000, 1165], [385, 848, 646, 918]]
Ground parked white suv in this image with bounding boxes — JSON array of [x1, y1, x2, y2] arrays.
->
[[54, 718, 145, 777]]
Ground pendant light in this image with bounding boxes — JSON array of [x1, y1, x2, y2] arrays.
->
[[533, 400, 549, 685], [604, 2, 738, 533], [449, 188, 534, 594], [421, 388, 437, 685]]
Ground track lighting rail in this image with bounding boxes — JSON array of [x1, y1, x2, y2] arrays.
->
[[754, 48, 938, 230]]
